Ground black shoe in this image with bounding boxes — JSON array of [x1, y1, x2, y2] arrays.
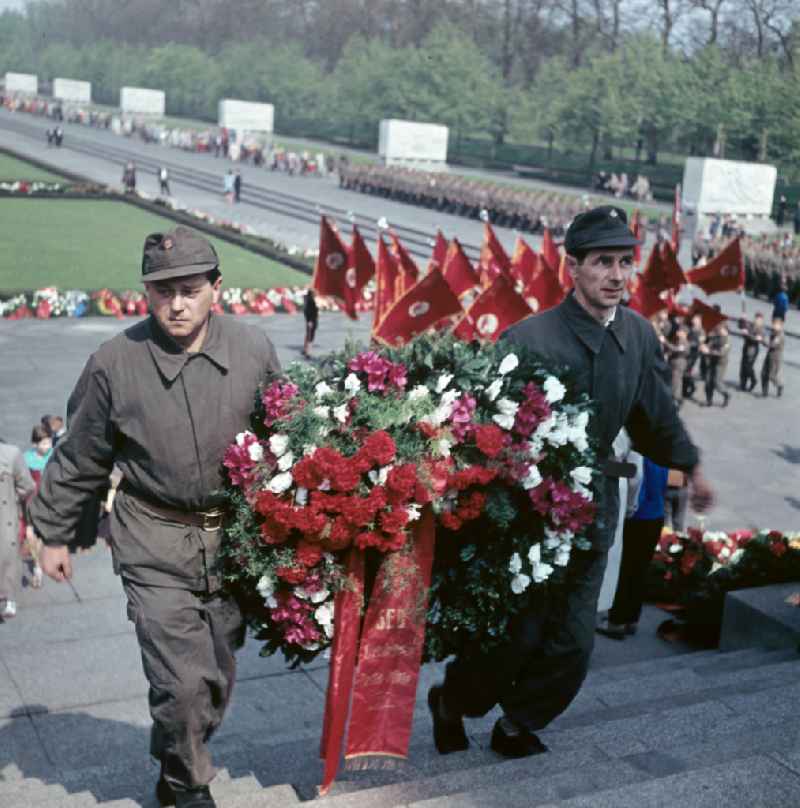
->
[[490, 719, 548, 758], [427, 685, 468, 754], [175, 787, 216, 808], [156, 775, 176, 807], [596, 616, 626, 640]]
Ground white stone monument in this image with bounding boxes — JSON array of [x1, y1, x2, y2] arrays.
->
[[120, 86, 166, 118], [4, 72, 38, 96], [378, 119, 449, 171], [53, 77, 91, 104], [682, 157, 778, 237], [218, 99, 274, 134]]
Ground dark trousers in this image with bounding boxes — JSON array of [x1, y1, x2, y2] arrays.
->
[[740, 355, 757, 391], [441, 548, 608, 732], [663, 486, 688, 532], [608, 518, 664, 625], [123, 580, 245, 789]]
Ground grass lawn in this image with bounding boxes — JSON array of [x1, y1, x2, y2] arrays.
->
[[0, 152, 66, 183], [0, 198, 310, 291]]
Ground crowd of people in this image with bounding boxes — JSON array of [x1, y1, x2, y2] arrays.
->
[[593, 170, 653, 202], [338, 162, 588, 233]]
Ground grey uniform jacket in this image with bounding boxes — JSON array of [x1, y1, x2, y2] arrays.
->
[[29, 314, 281, 589], [503, 293, 699, 550]]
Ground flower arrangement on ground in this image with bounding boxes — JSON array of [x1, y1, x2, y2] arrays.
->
[[219, 334, 599, 667], [647, 527, 800, 641]]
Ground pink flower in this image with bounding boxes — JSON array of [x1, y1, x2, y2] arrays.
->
[[514, 383, 552, 438], [529, 477, 595, 534], [348, 351, 407, 394], [262, 381, 300, 423], [223, 432, 264, 489], [449, 394, 476, 441]]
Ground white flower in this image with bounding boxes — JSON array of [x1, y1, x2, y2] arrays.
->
[[544, 529, 561, 549], [532, 561, 554, 582], [435, 373, 454, 393], [408, 384, 430, 401], [545, 414, 570, 447], [485, 378, 503, 401], [267, 471, 293, 494], [528, 544, 541, 565], [236, 430, 254, 447], [314, 381, 334, 400], [570, 466, 593, 486], [498, 353, 519, 375], [493, 397, 519, 431], [318, 478, 331, 491], [302, 444, 317, 456], [669, 543, 683, 554], [294, 487, 308, 506], [433, 437, 453, 458], [543, 376, 566, 403], [256, 573, 275, 599], [511, 573, 531, 594], [343, 373, 361, 396], [313, 405, 330, 420], [719, 546, 731, 559], [406, 503, 421, 522], [269, 434, 290, 457], [554, 544, 571, 567], [277, 451, 294, 472], [729, 549, 745, 565], [333, 403, 349, 424], [247, 442, 264, 462], [521, 464, 543, 490], [573, 483, 593, 501], [315, 602, 335, 638], [296, 585, 330, 604], [509, 552, 523, 574], [368, 466, 391, 485]]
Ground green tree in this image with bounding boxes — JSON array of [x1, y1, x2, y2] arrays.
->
[[140, 45, 221, 119]]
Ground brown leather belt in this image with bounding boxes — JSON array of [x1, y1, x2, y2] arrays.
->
[[121, 483, 224, 531]]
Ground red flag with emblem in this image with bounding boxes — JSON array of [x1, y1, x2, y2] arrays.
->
[[687, 297, 727, 333], [442, 238, 480, 298], [313, 216, 356, 319], [671, 184, 682, 253], [686, 238, 744, 295], [429, 229, 449, 272], [374, 267, 463, 346], [524, 255, 565, 314], [373, 235, 400, 330], [627, 271, 669, 319], [510, 236, 539, 289], [478, 222, 512, 287], [349, 225, 375, 297], [390, 231, 419, 297], [630, 209, 642, 265], [542, 228, 561, 276], [461, 273, 533, 342], [641, 241, 685, 295]]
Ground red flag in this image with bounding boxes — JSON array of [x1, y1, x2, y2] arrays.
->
[[349, 225, 376, 299], [523, 255, 565, 314], [374, 267, 463, 346], [641, 241, 685, 296], [442, 238, 480, 298], [461, 274, 533, 342], [373, 235, 399, 330], [557, 253, 574, 292], [627, 272, 669, 319], [688, 297, 727, 333], [686, 238, 745, 295], [312, 216, 356, 319], [478, 222, 512, 286], [671, 184, 682, 253], [429, 229, 448, 272], [510, 237, 539, 289], [451, 314, 477, 342], [390, 232, 419, 297], [630, 209, 642, 265], [542, 228, 561, 275]]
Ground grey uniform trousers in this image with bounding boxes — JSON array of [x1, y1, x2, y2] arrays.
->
[[123, 579, 245, 789], [442, 547, 608, 731]]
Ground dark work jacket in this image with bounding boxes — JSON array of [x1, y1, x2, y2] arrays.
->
[[30, 314, 281, 589], [502, 293, 699, 551]]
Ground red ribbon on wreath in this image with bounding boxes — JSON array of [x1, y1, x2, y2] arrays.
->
[[319, 505, 435, 795]]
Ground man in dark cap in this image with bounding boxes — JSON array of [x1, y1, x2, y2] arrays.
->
[[429, 206, 713, 758], [30, 225, 281, 808]]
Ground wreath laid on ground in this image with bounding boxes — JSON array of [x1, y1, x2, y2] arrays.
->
[[219, 333, 599, 667]]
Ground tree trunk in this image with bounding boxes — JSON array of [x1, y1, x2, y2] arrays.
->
[[588, 129, 600, 171]]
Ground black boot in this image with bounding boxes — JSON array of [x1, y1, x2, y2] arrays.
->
[[428, 685, 469, 754], [490, 717, 548, 758], [175, 786, 216, 808]]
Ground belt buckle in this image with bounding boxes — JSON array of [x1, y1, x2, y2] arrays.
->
[[201, 510, 223, 532]]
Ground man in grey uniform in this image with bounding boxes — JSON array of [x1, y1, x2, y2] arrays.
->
[[30, 226, 281, 808], [429, 206, 714, 758]]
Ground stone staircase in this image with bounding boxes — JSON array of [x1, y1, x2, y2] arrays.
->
[[5, 645, 800, 808]]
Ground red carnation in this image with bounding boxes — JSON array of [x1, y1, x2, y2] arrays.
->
[[439, 511, 463, 531], [770, 540, 787, 557], [680, 551, 700, 575], [296, 541, 324, 568], [474, 424, 506, 458], [362, 431, 396, 467], [276, 566, 307, 584]]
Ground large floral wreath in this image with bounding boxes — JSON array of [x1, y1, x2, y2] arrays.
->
[[219, 334, 599, 667]]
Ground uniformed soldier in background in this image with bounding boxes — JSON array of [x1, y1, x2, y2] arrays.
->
[[761, 317, 785, 398], [739, 311, 765, 392], [702, 322, 731, 407], [428, 206, 713, 760], [30, 226, 281, 808]]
